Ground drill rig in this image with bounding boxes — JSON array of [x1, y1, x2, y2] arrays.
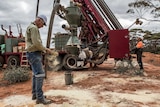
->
[[47, 0, 130, 70]]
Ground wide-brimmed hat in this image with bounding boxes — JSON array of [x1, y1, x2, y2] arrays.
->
[[37, 15, 47, 26]]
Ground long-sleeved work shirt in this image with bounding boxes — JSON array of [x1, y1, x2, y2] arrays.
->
[[25, 23, 46, 52]]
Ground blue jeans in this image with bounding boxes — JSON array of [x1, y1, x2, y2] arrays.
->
[[26, 51, 45, 100]]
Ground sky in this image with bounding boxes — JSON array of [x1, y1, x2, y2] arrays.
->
[[0, 0, 159, 47]]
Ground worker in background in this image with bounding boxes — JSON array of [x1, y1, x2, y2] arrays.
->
[[133, 37, 147, 76], [136, 37, 144, 70], [25, 15, 53, 105]]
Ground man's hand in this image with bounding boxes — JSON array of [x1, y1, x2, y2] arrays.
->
[[130, 47, 137, 54], [45, 48, 52, 54]]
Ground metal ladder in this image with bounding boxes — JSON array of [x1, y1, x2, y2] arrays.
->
[[20, 51, 29, 67]]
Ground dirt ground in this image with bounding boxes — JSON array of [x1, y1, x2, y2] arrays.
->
[[0, 52, 160, 107]]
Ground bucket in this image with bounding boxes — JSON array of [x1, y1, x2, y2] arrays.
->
[[65, 71, 73, 85]]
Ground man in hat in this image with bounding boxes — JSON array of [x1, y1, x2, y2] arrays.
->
[[25, 15, 53, 104]]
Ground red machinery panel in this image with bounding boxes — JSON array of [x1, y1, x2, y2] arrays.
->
[[108, 29, 130, 58]]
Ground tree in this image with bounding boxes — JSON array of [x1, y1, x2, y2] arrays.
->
[[129, 28, 160, 53], [127, 0, 160, 22]]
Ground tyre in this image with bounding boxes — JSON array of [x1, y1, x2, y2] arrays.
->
[[63, 54, 78, 70], [92, 48, 108, 65], [7, 55, 20, 68], [0, 56, 4, 67]]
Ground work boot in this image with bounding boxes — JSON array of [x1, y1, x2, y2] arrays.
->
[[32, 95, 36, 100], [138, 69, 148, 76], [143, 72, 148, 76], [141, 70, 148, 76], [32, 95, 46, 100], [139, 69, 144, 75], [36, 98, 53, 105]]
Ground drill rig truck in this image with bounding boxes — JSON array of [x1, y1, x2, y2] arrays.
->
[[47, 0, 130, 70], [0, 25, 26, 68]]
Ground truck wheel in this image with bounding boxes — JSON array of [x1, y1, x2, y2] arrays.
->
[[92, 48, 108, 65], [0, 56, 4, 67], [7, 56, 20, 68], [63, 54, 77, 70]]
